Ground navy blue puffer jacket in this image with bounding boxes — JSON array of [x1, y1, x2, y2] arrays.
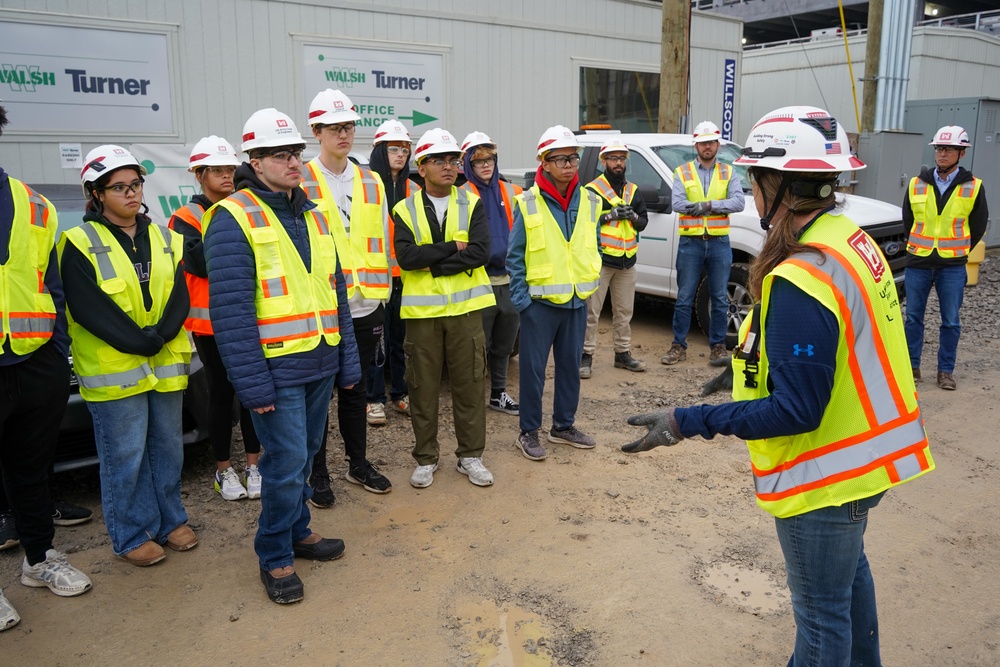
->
[[203, 164, 361, 409]]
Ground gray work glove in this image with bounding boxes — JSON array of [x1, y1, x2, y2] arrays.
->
[[690, 201, 712, 217], [621, 408, 684, 453]]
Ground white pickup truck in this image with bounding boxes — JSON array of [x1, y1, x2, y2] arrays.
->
[[562, 130, 909, 347]]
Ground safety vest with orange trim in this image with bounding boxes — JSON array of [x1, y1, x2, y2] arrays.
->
[[906, 176, 981, 258], [168, 201, 212, 334], [388, 178, 421, 278], [583, 175, 639, 258], [393, 187, 495, 319], [675, 161, 732, 236], [731, 212, 933, 519], [301, 160, 390, 300], [204, 190, 342, 358], [460, 180, 523, 230], [1, 178, 58, 356], [58, 222, 191, 402]]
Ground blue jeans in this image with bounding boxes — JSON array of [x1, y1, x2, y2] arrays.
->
[[672, 236, 732, 347], [775, 493, 886, 667], [518, 301, 586, 433], [87, 390, 188, 557], [250, 375, 336, 572], [903, 264, 966, 373]]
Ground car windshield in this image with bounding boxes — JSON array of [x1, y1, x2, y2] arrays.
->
[[652, 143, 751, 192]]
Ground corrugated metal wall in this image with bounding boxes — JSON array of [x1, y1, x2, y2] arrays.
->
[[0, 0, 742, 184]]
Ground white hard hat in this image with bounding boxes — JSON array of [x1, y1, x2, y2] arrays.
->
[[189, 136, 240, 171], [536, 125, 582, 158], [241, 108, 306, 153], [735, 105, 865, 172], [308, 89, 361, 126], [373, 120, 412, 144], [929, 125, 971, 147], [81, 145, 147, 191], [599, 139, 630, 158], [693, 121, 722, 143], [461, 131, 495, 153], [413, 128, 462, 163]]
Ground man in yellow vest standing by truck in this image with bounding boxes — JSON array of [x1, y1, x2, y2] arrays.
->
[[662, 120, 744, 367], [203, 108, 361, 604], [302, 89, 392, 504], [392, 128, 495, 489], [580, 139, 649, 379], [903, 125, 989, 391]]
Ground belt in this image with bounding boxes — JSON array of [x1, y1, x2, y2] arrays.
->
[[695, 234, 726, 240]]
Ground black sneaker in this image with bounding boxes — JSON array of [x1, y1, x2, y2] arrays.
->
[[308, 473, 335, 508], [488, 391, 520, 416], [346, 461, 392, 494], [292, 536, 346, 561], [260, 568, 304, 604], [52, 501, 93, 527], [614, 351, 646, 372], [0, 512, 19, 551]]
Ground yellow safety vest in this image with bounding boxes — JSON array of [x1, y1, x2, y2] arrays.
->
[[514, 186, 602, 303], [204, 190, 342, 357], [731, 213, 933, 518], [584, 175, 639, 258], [1, 179, 58, 356], [58, 222, 191, 402], [301, 160, 390, 300], [393, 187, 495, 319], [906, 176, 981, 258], [675, 161, 732, 236]]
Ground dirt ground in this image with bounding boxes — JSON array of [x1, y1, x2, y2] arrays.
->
[[3, 260, 999, 666]]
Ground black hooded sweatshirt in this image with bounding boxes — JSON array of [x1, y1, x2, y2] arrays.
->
[[902, 165, 989, 269]]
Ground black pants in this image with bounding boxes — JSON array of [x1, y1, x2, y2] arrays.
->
[[314, 304, 384, 473], [0, 342, 69, 564], [193, 333, 260, 463]]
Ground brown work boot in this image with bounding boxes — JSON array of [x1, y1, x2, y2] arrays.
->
[[660, 343, 686, 366], [709, 343, 730, 367], [166, 524, 198, 551], [937, 371, 956, 391], [120, 540, 166, 567], [912, 368, 921, 383]]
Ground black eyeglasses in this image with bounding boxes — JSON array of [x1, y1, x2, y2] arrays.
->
[[102, 180, 144, 196], [544, 154, 580, 168], [470, 156, 497, 169], [603, 155, 627, 165], [264, 149, 304, 163]]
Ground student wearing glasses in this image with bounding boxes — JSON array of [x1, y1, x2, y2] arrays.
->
[[59, 145, 196, 567], [202, 108, 360, 604], [168, 137, 261, 502], [507, 126, 602, 462]]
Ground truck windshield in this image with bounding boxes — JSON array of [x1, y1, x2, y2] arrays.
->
[[652, 143, 751, 192]]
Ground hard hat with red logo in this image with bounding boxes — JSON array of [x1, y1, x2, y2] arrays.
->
[[241, 108, 306, 153], [692, 121, 722, 143], [461, 131, 495, 153], [599, 138, 630, 158], [536, 125, 582, 159], [188, 136, 240, 171], [308, 89, 361, 126], [735, 105, 865, 173], [929, 125, 971, 147], [81, 145, 147, 194], [373, 120, 412, 145], [413, 128, 462, 163]]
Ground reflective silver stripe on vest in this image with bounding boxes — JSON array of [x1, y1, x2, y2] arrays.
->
[[329, 274, 337, 290], [183, 202, 205, 229], [258, 317, 319, 342], [521, 190, 538, 216], [27, 194, 47, 228], [8, 315, 55, 334], [359, 168, 380, 203], [937, 238, 969, 249], [367, 237, 382, 253], [154, 225, 174, 263], [584, 190, 600, 223], [188, 307, 211, 321], [455, 188, 469, 233], [355, 269, 390, 288], [230, 191, 269, 228], [312, 209, 331, 236], [77, 363, 152, 390], [79, 223, 118, 281], [958, 182, 976, 197], [753, 418, 927, 496], [401, 294, 450, 307], [320, 313, 339, 332], [451, 284, 492, 303], [262, 277, 288, 297], [576, 279, 600, 293], [154, 363, 189, 381], [406, 196, 423, 243], [528, 283, 574, 297]]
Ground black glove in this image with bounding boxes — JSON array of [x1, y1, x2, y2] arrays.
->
[[621, 408, 684, 452], [690, 201, 712, 217]]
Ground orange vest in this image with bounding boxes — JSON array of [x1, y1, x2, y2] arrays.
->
[[168, 201, 212, 334], [460, 180, 523, 230], [388, 178, 421, 278]]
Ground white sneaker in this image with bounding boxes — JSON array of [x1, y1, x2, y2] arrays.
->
[[367, 402, 387, 426], [0, 588, 19, 632], [244, 465, 262, 499], [215, 467, 248, 501], [409, 463, 438, 488], [20, 549, 92, 597], [457, 457, 494, 487]]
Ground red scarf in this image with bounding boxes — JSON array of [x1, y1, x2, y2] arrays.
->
[[534, 166, 579, 212]]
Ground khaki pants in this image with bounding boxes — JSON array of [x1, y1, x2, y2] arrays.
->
[[583, 264, 637, 355], [403, 313, 487, 465]]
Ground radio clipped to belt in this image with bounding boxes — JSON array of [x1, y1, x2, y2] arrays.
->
[[735, 304, 762, 389]]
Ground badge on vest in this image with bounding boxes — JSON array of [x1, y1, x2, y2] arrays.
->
[[266, 342, 284, 349]]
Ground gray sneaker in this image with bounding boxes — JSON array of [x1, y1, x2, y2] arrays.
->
[[409, 463, 438, 488], [21, 549, 92, 597], [516, 430, 548, 461], [547, 425, 597, 449], [660, 343, 687, 365], [579, 353, 593, 379], [0, 588, 19, 632], [456, 457, 494, 486]]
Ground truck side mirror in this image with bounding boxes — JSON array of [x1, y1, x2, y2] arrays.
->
[[640, 184, 671, 214]]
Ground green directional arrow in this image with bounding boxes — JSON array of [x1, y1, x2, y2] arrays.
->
[[398, 109, 438, 126]]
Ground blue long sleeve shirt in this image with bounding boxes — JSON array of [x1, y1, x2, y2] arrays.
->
[[671, 159, 745, 216]]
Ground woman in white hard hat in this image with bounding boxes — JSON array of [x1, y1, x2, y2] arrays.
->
[[59, 145, 196, 567], [622, 106, 934, 664], [168, 137, 261, 502]]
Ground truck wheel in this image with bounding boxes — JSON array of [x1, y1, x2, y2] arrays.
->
[[696, 262, 752, 350]]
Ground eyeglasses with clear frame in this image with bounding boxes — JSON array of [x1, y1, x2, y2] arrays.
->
[[205, 166, 237, 176], [470, 156, 497, 169], [386, 146, 411, 156], [324, 122, 356, 135], [424, 158, 462, 168], [265, 149, 304, 163]]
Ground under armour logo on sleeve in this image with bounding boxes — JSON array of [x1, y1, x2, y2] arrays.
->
[[793, 344, 815, 357]]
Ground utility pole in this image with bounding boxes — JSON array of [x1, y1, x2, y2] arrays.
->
[[659, 0, 689, 133], [861, 0, 883, 132]]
